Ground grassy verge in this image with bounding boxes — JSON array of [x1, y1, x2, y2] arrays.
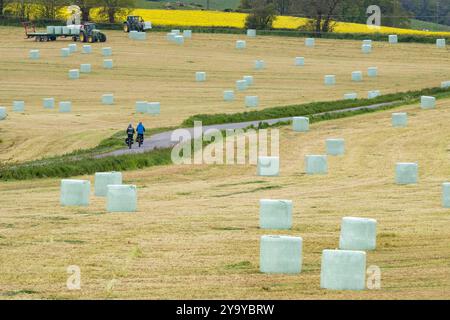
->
[[1, 86, 449, 181], [183, 86, 450, 126]]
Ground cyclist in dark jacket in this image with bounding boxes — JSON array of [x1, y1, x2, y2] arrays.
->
[[126, 124, 135, 146]]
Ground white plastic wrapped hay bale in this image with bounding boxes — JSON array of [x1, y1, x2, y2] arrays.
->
[[368, 90, 380, 99], [166, 32, 176, 42], [295, 57, 305, 66], [305, 155, 327, 174], [60, 179, 90, 206], [0, 107, 7, 120], [245, 96, 259, 108], [368, 67, 378, 77], [68, 43, 77, 53], [59, 101, 71, 113], [257, 156, 279, 176], [29, 49, 40, 60], [442, 183, 450, 208], [102, 94, 114, 105], [103, 59, 113, 69], [305, 38, 315, 47], [69, 26, 80, 36], [392, 112, 407, 127], [136, 101, 148, 113], [129, 30, 138, 39], [344, 93, 357, 100], [320, 249, 366, 290], [243, 75, 254, 86], [62, 26, 70, 35], [134, 32, 147, 41], [13, 101, 25, 112], [68, 69, 80, 80], [260, 235, 302, 274], [362, 44, 372, 54], [247, 29, 256, 37], [147, 102, 160, 115], [171, 29, 180, 35], [255, 60, 265, 70], [195, 71, 206, 82], [363, 39, 372, 45], [396, 162, 418, 184], [82, 45, 92, 54], [102, 47, 112, 56], [389, 34, 398, 43], [43, 98, 55, 109], [236, 79, 247, 91], [259, 199, 292, 230], [236, 40, 246, 49], [436, 39, 446, 48], [106, 185, 137, 212], [292, 116, 309, 132], [54, 26, 63, 35], [80, 64, 91, 73], [420, 96, 436, 109], [183, 30, 192, 38], [441, 81, 450, 89], [61, 48, 70, 57], [46, 26, 55, 34], [326, 138, 345, 156], [223, 90, 235, 102], [351, 71, 363, 82], [339, 217, 377, 251], [324, 75, 336, 86], [94, 172, 122, 197], [174, 35, 184, 45]]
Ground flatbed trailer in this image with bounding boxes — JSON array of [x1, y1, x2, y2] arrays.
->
[[23, 22, 106, 43]]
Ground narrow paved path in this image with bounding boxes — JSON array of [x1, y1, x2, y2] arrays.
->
[[97, 101, 397, 158]]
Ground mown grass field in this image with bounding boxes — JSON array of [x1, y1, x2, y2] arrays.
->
[[0, 96, 449, 299], [1, 26, 450, 164]]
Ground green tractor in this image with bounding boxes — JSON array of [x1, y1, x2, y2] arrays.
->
[[123, 16, 151, 33], [79, 23, 107, 43]]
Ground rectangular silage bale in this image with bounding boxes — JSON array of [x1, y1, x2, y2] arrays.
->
[[344, 93, 357, 100], [60, 179, 90, 206], [43, 98, 55, 109], [326, 138, 345, 156], [236, 40, 246, 49], [421, 96, 436, 109], [94, 172, 122, 196], [147, 102, 160, 115], [320, 249, 366, 290], [62, 26, 70, 35], [54, 26, 63, 35], [392, 112, 407, 127], [363, 39, 372, 45], [223, 90, 235, 101], [166, 32, 176, 42], [13, 101, 25, 112], [305, 155, 327, 174], [80, 64, 91, 73], [195, 71, 206, 82], [351, 71, 363, 82], [102, 47, 112, 56], [339, 217, 377, 251], [183, 30, 192, 38], [257, 156, 280, 176], [106, 185, 137, 212], [134, 32, 147, 41], [46, 26, 55, 34], [61, 48, 70, 57], [395, 162, 418, 184], [442, 183, 450, 208], [103, 59, 113, 69], [389, 34, 398, 43], [245, 96, 259, 108], [247, 29, 256, 37], [255, 60, 265, 70], [68, 69, 80, 80], [259, 199, 293, 230], [82, 45, 92, 54], [324, 75, 336, 86], [305, 38, 315, 47], [260, 235, 302, 274], [236, 79, 247, 91], [368, 90, 380, 99], [68, 43, 77, 53], [362, 44, 372, 53], [29, 49, 40, 60], [368, 67, 378, 77], [102, 94, 114, 105], [436, 39, 446, 48], [136, 101, 148, 113], [129, 30, 138, 39], [295, 57, 305, 66], [174, 35, 184, 45], [243, 75, 254, 86], [59, 101, 72, 113], [171, 29, 180, 35], [441, 81, 450, 89], [70, 26, 80, 36], [0, 107, 7, 120], [292, 116, 309, 132]]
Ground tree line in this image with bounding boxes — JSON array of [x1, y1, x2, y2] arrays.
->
[[0, 0, 136, 23]]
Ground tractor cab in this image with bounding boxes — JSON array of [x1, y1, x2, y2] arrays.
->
[[79, 22, 107, 43]]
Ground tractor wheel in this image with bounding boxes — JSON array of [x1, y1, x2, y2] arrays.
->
[[99, 33, 107, 43], [88, 35, 95, 43], [123, 24, 129, 33], [79, 32, 87, 43]]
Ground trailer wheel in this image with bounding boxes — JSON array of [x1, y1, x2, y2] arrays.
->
[[88, 35, 94, 43]]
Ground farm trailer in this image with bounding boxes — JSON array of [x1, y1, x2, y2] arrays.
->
[[23, 22, 107, 43]]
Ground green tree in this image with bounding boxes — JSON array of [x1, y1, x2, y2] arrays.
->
[[244, 0, 277, 29], [98, 0, 135, 23], [74, 0, 96, 22]]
